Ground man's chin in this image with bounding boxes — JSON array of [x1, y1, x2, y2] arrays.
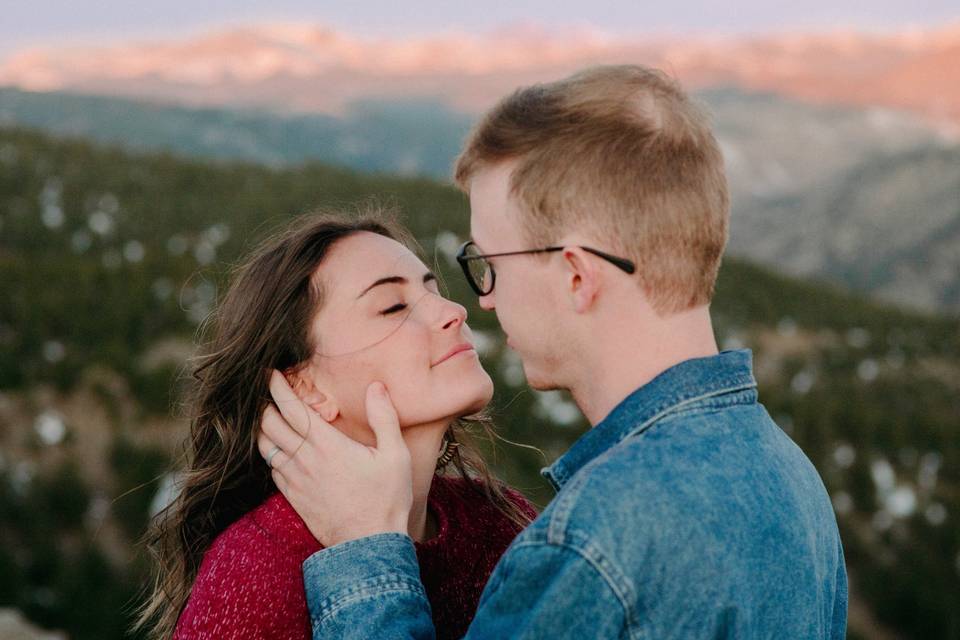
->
[[522, 367, 561, 392], [507, 349, 562, 390]]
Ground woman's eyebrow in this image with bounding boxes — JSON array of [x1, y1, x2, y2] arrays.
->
[[357, 272, 437, 298]]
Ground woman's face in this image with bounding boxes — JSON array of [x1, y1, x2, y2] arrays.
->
[[302, 231, 494, 431]]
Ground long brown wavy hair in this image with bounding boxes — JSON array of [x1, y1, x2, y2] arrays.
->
[[135, 209, 535, 639]]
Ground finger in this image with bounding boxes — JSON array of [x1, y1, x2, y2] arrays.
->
[[268, 372, 366, 453], [256, 429, 290, 467], [257, 428, 293, 464], [267, 371, 355, 451], [271, 468, 288, 494], [261, 369, 362, 452], [268, 369, 315, 438], [261, 404, 308, 455], [365, 382, 405, 452], [268, 449, 291, 469], [257, 428, 277, 460]]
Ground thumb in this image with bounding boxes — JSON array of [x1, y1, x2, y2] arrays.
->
[[365, 382, 404, 452]]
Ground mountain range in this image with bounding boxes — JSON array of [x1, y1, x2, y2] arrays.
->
[[2, 22, 960, 129]]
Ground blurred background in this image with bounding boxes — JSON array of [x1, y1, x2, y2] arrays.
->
[[0, 2, 958, 638]]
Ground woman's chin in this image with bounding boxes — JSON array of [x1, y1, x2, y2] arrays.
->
[[395, 382, 493, 427], [458, 393, 491, 419], [468, 375, 495, 412]]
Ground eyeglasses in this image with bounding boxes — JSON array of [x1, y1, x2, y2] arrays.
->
[[455, 240, 636, 296]]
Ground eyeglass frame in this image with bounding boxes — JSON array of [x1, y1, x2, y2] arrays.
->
[[455, 240, 636, 296]]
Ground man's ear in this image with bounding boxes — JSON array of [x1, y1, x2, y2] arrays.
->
[[561, 247, 601, 313], [284, 367, 340, 422]]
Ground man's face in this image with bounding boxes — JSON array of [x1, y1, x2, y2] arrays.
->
[[468, 161, 566, 390]]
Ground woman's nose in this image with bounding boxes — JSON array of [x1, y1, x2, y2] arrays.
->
[[439, 298, 467, 331]]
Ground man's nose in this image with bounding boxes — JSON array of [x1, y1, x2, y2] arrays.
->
[[478, 291, 495, 311]]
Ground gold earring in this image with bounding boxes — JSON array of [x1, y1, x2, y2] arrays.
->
[[436, 431, 459, 471]]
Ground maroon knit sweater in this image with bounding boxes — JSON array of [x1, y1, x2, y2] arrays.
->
[[173, 475, 538, 640]]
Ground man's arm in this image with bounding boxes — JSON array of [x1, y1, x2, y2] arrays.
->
[[302, 533, 436, 639], [303, 531, 628, 639]]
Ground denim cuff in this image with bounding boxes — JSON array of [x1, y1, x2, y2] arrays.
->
[[302, 532, 428, 625]]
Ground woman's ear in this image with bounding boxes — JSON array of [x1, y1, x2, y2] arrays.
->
[[284, 367, 340, 422]]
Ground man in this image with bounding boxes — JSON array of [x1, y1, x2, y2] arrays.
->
[[260, 64, 847, 638]]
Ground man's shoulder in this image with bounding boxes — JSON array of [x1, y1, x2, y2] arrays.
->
[[546, 410, 736, 507], [531, 435, 690, 543], [535, 402, 828, 546], [499, 396, 845, 638]]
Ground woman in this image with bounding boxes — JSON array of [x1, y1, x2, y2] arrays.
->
[[136, 211, 537, 640]]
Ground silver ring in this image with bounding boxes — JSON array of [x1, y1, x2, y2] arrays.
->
[[265, 445, 282, 468]]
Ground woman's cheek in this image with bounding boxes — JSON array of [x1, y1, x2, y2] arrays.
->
[[382, 372, 429, 428], [323, 358, 379, 425]]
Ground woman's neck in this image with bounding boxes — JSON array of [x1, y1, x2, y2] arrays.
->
[[401, 422, 448, 542]]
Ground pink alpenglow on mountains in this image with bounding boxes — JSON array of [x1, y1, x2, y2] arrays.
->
[[2, 22, 959, 124]]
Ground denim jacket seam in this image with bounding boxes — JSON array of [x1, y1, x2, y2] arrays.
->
[[313, 532, 412, 562], [649, 393, 758, 427], [547, 464, 590, 543], [510, 536, 643, 640], [618, 381, 758, 447], [311, 576, 428, 628]]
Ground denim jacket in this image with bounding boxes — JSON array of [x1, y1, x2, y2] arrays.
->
[[302, 350, 848, 639]]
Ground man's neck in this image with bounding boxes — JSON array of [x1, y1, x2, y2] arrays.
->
[[569, 306, 720, 426]]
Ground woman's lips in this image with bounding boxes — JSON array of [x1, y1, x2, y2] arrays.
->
[[433, 343, 474, 366]]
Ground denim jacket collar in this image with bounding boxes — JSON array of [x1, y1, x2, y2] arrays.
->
[[541, 349, 758, 491]]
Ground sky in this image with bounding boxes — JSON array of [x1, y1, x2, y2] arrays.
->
[[3, 0, 959, 57]]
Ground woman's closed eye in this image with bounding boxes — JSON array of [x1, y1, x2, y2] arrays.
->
[[378, 283, 444, 315], [380, 303, 407, 315]]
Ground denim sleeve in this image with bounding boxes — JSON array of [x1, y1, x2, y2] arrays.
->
[[303, 533, 627, 640], [302, 533, 435, 640]]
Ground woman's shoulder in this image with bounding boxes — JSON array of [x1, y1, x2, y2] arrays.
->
[[202, 492, 320, 566], [173, 493, 315, 639]]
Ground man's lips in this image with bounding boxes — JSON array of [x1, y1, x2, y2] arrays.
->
[[432, 343, 474, 366]]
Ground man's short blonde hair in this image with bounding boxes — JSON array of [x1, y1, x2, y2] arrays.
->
[[454, 65, 729, 315]]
